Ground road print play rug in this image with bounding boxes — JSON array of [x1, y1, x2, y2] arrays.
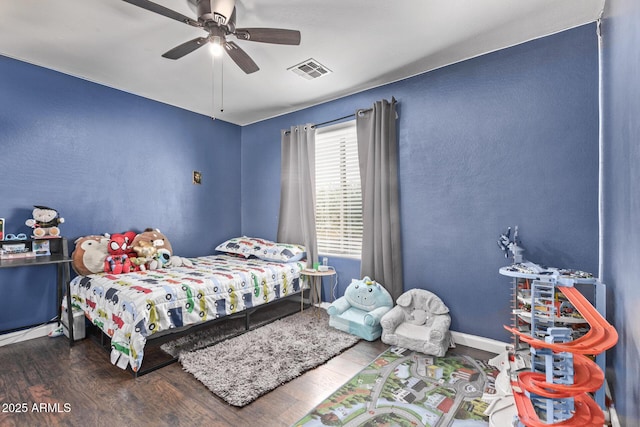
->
[[293, 346, 499, 427]]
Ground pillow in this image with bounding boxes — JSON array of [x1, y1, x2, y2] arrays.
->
[[215, 236, 305, 262], [257, 243, 306, 263]]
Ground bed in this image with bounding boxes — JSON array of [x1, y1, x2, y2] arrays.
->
[[69, 238, 307, 373]]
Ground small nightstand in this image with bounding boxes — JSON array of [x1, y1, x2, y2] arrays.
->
[[299, 268, 337, 311]]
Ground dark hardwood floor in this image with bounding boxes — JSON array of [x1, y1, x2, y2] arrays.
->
[[0, 331, 494, 427]]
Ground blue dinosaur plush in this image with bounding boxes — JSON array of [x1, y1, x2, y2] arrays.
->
[[327, 276, 393, 341]]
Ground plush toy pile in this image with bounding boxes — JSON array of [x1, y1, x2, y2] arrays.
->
[[71, 228, 192, 276]]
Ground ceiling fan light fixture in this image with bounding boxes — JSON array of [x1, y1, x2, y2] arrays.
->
[[209, 35, 224, 57], [124, 0, 299, 74]]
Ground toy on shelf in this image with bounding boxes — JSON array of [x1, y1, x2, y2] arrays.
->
[[25, 205, 64, 238], [493, 226, 616, 426], [500, 268, 616, 427], [498, 226, 525, 264]]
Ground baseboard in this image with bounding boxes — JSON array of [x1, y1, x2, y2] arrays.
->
[[608, 404, 620, 427], [605, 380, 621, 427], [0, 323, 59, 347], [450, 330, 510, 355]]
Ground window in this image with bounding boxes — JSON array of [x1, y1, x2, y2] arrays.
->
[[315, 121, 362, 257]]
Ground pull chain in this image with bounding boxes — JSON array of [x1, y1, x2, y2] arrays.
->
[[220, 52, 224, 113], [211, 54, 216, 119], [210, 51, 225, 117]]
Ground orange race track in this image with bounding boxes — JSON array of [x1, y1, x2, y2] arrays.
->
[[504, 284, 618, 427]]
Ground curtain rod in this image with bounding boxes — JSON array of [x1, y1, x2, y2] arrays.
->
[[313, 111, 360, 128], [283, 108, 371, 135], [283, 97, 397, 135], [313, 107, 377, 128]]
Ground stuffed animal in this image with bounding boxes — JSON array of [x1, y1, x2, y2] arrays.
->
[[130, 228, 172, 255], [132, 240, 157, 271], [122, 230, 137, 255], [25, 205, 64, 238], [117, 230, 140, 270], [166, 255, 193, 268], [154, 248, 172, 269], [151, 250, 194, 269], [129, 256, 147, 271], [104, 233, 132, 274], [71, 235, 109, 276], [130, 228, 174, 270]]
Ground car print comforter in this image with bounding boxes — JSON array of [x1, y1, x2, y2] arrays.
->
[[69, 254, 306, 372]]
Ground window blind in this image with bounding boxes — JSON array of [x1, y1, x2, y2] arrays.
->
[[315, 121, 362, 257]]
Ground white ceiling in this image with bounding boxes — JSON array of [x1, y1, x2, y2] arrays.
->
[[0, 0, 604, 126]]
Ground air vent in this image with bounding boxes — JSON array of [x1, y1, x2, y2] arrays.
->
[[288, 58, 332, 80]]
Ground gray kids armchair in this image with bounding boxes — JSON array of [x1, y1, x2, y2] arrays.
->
[[380, 288, 451, 357]]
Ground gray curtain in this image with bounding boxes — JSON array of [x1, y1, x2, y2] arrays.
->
[[356, 98, 403, 301], [277, 124, 318, 268]]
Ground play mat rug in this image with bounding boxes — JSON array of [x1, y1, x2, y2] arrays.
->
[[293, 346, 498, 427]]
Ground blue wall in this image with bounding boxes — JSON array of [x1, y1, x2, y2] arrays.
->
[[0, 56, 242, 332], [1, 23, 603, 355], [602, 0, 640, 424], [242, 24, 600, 342]]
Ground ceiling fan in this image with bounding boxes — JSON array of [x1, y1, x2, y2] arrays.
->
[[122, 0, 301, 74]]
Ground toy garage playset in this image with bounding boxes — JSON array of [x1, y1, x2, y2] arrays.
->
[[490, 227, 617, 427]]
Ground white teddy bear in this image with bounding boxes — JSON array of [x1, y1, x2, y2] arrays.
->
[[25, 205, 64, 238]]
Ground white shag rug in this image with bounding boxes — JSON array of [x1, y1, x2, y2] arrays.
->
[[178, 309, 361, 407]]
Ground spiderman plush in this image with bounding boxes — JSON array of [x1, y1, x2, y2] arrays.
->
[[104, 233, 132, 274]]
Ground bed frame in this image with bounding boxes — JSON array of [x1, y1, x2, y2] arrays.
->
[[87, 290, 310, 376], [68, 253, 309, 375]]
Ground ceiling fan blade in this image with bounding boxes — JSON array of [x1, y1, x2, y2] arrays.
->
[[234, 28, 301, 45], [122, 0, 201, 27], [162, 37, 209, 60], [224, 41, 259, 74]]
